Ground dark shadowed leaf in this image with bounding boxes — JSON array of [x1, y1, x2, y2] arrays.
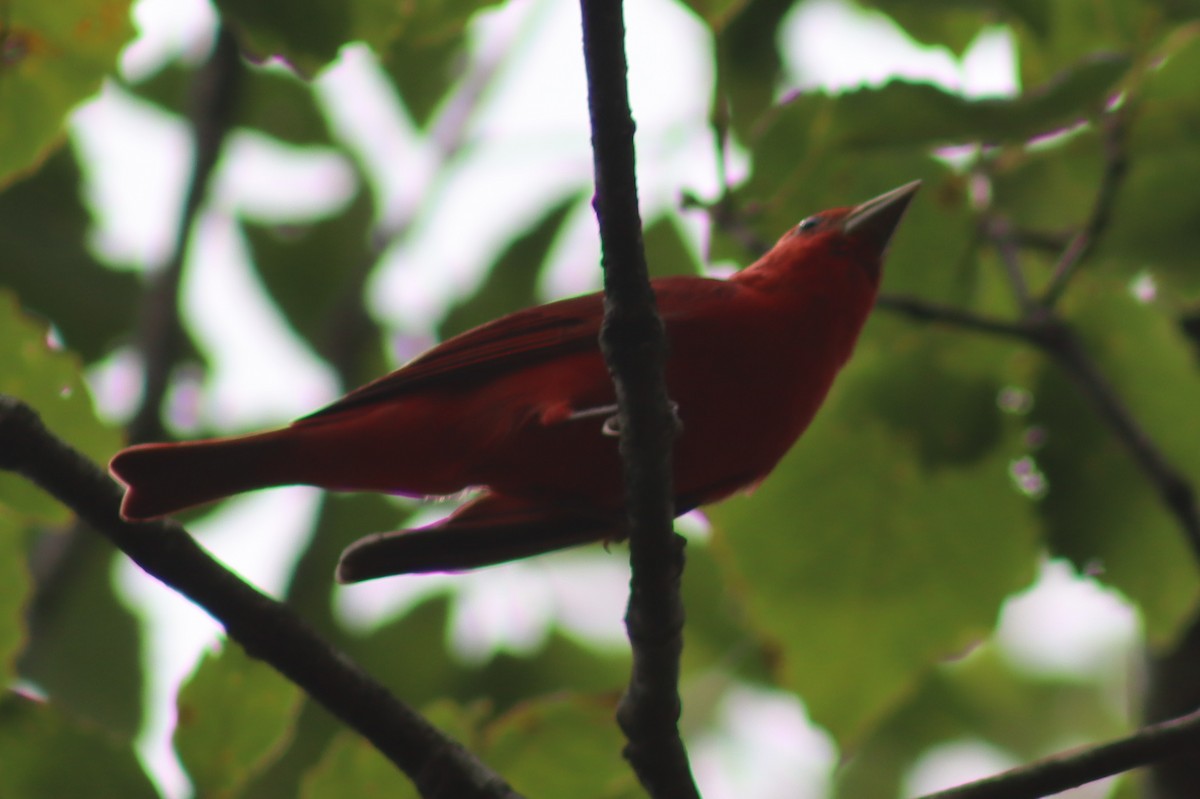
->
[[129, 59, 335, 146], [679, 0, 752, 31], [243, 186, 375, 354], [835, 646, 1128, 798], [1031, 283, 1200, 641], [0, 693, 158, 798], [0, 514, 30, 677], [214, 0, 504, 76], [713, 0, 794, 140], [0, 148, 141, 362], [17, 534, 145, 739], [381, 32, 465, 129]]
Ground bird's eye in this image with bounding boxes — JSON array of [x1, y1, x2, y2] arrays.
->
[[795, 215, 821, 234]]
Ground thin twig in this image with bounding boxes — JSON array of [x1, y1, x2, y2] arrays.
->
[[0, 395, 522, 799], [917, 704, 1200, 799], [986, 215, 1035, 316], [129, 26, 242, 445], [578, 1, 699, 797], [1040, 110, 1128, 307], [877, 294, 1035, 342]]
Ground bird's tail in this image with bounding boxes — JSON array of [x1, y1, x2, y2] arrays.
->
[[336, 492, 623, 582], [110, 430, 299, 521]]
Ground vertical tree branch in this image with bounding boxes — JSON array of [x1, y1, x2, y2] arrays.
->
[[577, 1, 699, 797]]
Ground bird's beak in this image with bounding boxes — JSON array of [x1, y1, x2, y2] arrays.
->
[[841, 180, 921, 250]]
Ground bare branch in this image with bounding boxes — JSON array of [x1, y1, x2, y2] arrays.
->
[[129, 26, 242, 444], [917, 704, 1200, 799], [0, 395, 522, 799], [1040, 110, 1129, 307], [877, 294, 1036, 341], [578, 1, 699, 797]]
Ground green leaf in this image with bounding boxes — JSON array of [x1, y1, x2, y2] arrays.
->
[[989, 125, 1104, 236], [1032, 284, 1200, 641], [835, 646, 1128, 798], [1098, 29, 1200, 289], [0, 147, 141, 362], [299, 700, 487, 799], [710, 331, 1040, 744], [0, 513, 31, 677], [0, 693, 158, 798], [486, 694, 640, 798], [0, 292, 121, 521], [299, 730, 419, 799], [175, 644, 304, 798], [350, 592, 467, 706], [437, 194, 581, 340], [0, 0, 136, 187], [214, 0, 505, 76], [643, 212, 704, 279]]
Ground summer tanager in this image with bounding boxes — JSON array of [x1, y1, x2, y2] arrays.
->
[[110, 181, 919, 581]]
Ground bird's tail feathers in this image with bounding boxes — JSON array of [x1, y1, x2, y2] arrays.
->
[[110, 430, 297, 521]]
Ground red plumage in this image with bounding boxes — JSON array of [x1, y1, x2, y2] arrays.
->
[[110, 182, 919, 581]]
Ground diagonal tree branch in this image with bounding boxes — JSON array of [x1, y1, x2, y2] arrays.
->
[[0, 395, 522, 799], [1040, 109, 1128, 308], [578, 1, 699, 797], [916, 704, 1200, 799]]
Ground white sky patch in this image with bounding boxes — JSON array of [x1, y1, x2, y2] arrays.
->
[[183, 211, 340, 427], [904, 739, 1020, 796], [71, 84, 193, 269], [996, 558, 1140, 679], [116, 486, 320, 799], [210, 131, 357, 222], [689, 685, 836, 799], [120, 0, 217, 79], [336, 548, 630, 659], [314, 44, 435, 228], [781, 0, 1018, 98]]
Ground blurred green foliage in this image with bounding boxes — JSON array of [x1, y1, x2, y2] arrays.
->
[[3, 0, 1200, 797]]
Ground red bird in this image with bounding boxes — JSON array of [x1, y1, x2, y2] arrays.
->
[[111, 182, 919, 582]]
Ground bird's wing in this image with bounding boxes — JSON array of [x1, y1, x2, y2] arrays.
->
[[302, 293, 604, 420], [302, 277, 737, 421]]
